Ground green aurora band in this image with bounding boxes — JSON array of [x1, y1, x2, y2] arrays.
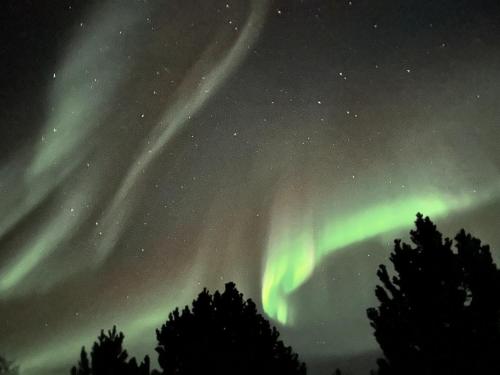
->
[[262, 191, 490, 325], [0, 0, 268, 296], [16, 281, 200, 375], [2, 1, 500, 374]]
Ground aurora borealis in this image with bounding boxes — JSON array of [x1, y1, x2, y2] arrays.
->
[[1, 0, 500, 374]]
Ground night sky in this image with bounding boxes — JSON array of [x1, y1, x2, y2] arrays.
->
[[1, 1, 500, 374]]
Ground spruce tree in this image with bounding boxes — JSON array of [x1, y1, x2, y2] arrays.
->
[[71, 326, 149, 375], [367, 214, 500, 375], [155, 282, 306, 375]]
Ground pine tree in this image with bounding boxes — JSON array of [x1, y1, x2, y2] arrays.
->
[[70, 348, 90, 375], [155, 282, 306, 375], [367, 214, 500, 375], [71, 326, 150, 375]]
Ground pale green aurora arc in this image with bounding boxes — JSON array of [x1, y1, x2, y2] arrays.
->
[[1, 1, 500, 375], [262, 190, 497, 324], [0, 0, 268, 295]]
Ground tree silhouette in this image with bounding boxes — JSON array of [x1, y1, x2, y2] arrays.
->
[[367, 213, 500, 375], [0, 355, 19, 375], [155, 282, 306, 375], [71, 326, 150, 375]]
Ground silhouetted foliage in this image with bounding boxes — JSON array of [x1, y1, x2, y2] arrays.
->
[[367, 213, 500, 375], [71, 326, 150, 375], [0, 355, 18, 375], [155, 282, 306, 375]]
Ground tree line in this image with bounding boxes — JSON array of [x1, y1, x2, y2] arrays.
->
[[2, 213, 500, 375]]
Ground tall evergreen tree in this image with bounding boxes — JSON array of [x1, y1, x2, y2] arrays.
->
[[367, 214, 500, 375], [155, 282, 306, 375], [71, 348, 90, 375], [71, 326, 150, 375]]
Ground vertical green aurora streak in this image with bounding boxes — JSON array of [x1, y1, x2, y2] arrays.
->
[[262, 192, 488, 324]]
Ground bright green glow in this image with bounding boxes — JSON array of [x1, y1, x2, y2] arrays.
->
[[0, 2, 269, 373], [262, 193, 476, 325]]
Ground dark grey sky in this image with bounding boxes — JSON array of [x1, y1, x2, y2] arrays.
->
[[1, 1, 500, 374]]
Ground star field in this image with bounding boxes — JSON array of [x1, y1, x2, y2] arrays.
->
[[1, 1, 500, 374]]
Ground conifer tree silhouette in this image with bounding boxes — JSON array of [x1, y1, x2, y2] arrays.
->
[[70, 326, 150, 375], [367, 213, 500, 375], [71, 348, 90, 375], [155, 282, 306, 375]]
